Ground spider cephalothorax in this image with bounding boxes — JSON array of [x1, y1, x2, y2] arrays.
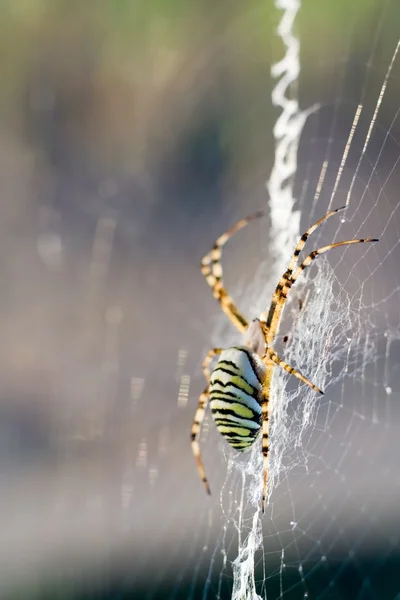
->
[[191, 207, 378, 511]]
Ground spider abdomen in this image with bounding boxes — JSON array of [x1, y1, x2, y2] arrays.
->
[[209, 346, 266, 452]]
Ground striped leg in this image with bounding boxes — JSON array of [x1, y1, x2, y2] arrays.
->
[[261, 394, 269, 513], [260, 366, 273, 512], [260, 349, 323, 512], [191, 386, 211, 495], [201, 211, 264, 333], [263, 237, 378, 347], [287, 238, 378, 289], [202, 347, 222, 383], [264, 348, 324, 394], [191, 348, 222, 495], [259, 207, 344, 325], [283, 206, 345, 280]]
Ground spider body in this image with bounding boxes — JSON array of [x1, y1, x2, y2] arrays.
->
[[209, 345, 266, 452], [191, 207, 378, 511]]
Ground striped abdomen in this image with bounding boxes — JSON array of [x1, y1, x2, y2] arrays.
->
[[209, 346, 266, 451]]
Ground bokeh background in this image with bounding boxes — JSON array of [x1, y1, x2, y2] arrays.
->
[[1, 1, 400, 598]]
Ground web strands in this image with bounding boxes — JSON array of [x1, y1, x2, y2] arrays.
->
[[211, 257, 377, 600], [224, 259, 366, 513], [195, 4, 400, 600]]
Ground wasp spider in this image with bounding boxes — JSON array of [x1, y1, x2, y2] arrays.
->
[[191, 207, 378, 512]]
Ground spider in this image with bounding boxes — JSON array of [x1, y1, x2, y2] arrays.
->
[[191, 206, 378, 512]]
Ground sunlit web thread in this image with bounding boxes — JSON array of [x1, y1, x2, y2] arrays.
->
[[299, 0, 391, 225], [341, 43, 400, 251], [345, 38, 400, 208], [230, 1, 308, 599], [195, 8, 400, 600], [333, 39, 400, 385]]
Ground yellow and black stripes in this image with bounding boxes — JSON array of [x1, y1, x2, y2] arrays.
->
[[191, 386, 211, 494], [283, 206, 345, 281], [264, 348, 324, 394], [263, 207, 344, 341], [261, 379, 270, 513], [264, 235, 378, 347], [202, 347, 223, 383], [262, 208, 346, 334], [289, 239, 378, 289], [201, 211, 264, 333], [193, 206, 378, 511], [191, 348, 222, 495], [209, 347, 266, 452]]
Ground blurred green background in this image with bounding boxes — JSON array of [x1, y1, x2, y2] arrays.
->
[[0, 0, 395, 189]]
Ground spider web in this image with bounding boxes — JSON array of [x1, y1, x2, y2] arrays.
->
[[188, 1, 400, 599]]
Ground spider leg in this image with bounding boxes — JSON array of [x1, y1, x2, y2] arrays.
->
[[191, 348, 222, 495], [259, 349, 323, 512], [201, 211, 264, 333], [284, 206, 346, 280], [287, 238, 378, 289], [255, 213, 377, 512], [202, 347, 222, 383], [260, 363, 274, 512], [261, 388, 270, 514], [259, 207, 345, 325], [191, 386, 211, 495], [264, 348, 324, 394], [262, 237, 378, 347]]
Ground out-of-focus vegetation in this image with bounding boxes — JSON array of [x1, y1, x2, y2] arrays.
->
[[0, 0, 394, 181]]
